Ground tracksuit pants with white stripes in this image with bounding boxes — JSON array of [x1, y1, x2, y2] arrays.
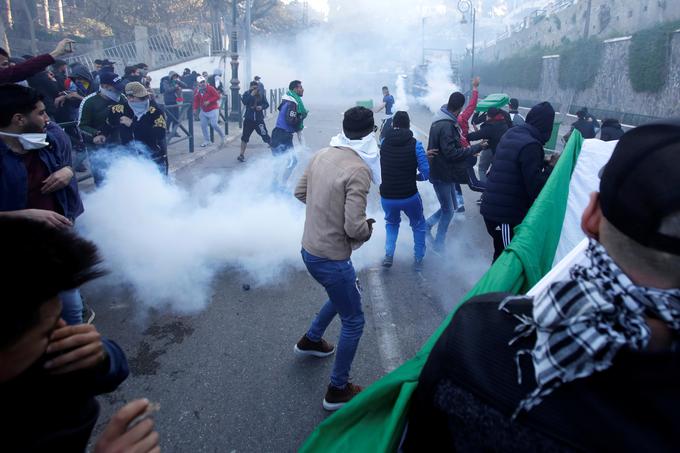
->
[[483, 219, 518, 262]]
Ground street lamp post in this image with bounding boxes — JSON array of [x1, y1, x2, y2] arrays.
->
[[229, 0, 241, 122], [458, 0, 476, 83]]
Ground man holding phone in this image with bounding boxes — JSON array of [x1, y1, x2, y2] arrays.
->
[[293, 106, 378, 411], [239, 80, 270, 162]]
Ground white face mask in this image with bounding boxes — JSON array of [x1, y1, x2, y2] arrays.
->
[[0, 131, 49, 150]]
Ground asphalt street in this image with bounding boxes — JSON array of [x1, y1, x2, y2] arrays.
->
[[84, 102, 494, 452]]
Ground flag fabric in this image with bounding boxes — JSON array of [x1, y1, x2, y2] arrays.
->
[[300, 131, 585, 453]]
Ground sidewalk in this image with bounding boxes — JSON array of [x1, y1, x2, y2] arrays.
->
[[76, 118, 245, 192]]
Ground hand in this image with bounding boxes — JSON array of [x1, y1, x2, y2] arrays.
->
[[93, 135, 106, 145], [54, 95, 67, 108], [41, 166, 74, 194], [472, 76, 480, 89], [12, 208, 72, 229], [44, 321, 107, 375], [367, 218, 376, 234], [120, 116, 133, 127], [95, 399, 160, 453], [426, 148, 439, 158], [203, 101, 210, 107], [67, 91, 81, 99], [50, 38, 75, 58], [480, 139, 490, 150], [547, 152, 561, 167]]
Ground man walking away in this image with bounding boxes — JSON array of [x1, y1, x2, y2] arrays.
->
[[193, 76, 225, 148], [426, 92, 484, 253], [404, 119, 680, 452], [600, 118, 625, 142], [160, 71, 187, 138], [380, 111, 429, 271], [481, 102, 556, 261], [239, 81, 270, 162], [508, 98, 525, 127], [570, 110, 597, 139], [271, 80, 307, 188], [293, 106, 378, 411]]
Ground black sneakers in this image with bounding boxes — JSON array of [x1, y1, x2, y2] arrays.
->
[[294, 335, 336, 358], [323, 383, 364, 411]]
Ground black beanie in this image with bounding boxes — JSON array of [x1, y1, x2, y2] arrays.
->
[[393, 111, 410, 129], [343, 106, 375, 139]]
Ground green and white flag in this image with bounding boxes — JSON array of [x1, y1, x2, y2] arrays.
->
[[301, 131, 588, 453]]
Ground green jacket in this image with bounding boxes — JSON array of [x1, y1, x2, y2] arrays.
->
[[77, 92, 125, 142]]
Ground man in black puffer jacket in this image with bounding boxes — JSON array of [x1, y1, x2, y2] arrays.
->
[[600, 118, 625, 141], [481, 102, 556, 261], [426, 92, 485, 252], [380, 111, 430, 271]]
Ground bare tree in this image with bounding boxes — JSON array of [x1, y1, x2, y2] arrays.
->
[[42, 0, 51, 30], [3, 0, 12, 28], [19, 0, 37, 53], [56, 0, 63, 29], [0, 13, 9, 50]]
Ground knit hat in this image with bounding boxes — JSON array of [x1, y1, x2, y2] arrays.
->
[[343, 106, 375, 140]]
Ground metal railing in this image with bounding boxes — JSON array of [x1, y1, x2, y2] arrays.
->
[[66, 24, 222, 72], [269, 88, 285, 115]]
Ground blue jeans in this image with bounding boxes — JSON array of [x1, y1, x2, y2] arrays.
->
[[302, 249, 365, 389], [381, 193, 427, 260], [426, 180, 456, 248], [59, 288, 83, 325]]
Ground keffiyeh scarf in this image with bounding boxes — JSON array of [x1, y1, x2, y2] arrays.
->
[[500, 239, 680, 418]]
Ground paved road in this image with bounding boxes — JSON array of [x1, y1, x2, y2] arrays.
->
[[85, 103, 493, 452]]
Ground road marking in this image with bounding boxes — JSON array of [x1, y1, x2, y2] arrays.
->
[[366, 268, 404, 373]]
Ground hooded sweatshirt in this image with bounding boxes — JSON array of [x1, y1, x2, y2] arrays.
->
[[427, 106, 481, 183], [481, 102, 555, 225]]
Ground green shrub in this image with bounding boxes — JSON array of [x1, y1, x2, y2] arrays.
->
[[557, 37, 604, 90], [629, 20, 680, 93], [465, 48, 543, 90]]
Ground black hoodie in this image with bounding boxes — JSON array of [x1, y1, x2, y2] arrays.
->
[[481, 102, 555, 225]]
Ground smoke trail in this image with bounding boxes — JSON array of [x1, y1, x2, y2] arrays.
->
[[417, 58, 461, 114], [78, 152, 310, 313]]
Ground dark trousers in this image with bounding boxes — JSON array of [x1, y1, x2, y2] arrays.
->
[[242, 119, 271, 144], [484, 218, 518, 261]]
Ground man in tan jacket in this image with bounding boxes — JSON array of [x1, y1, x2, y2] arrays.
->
[[293, 106, 379, 411]]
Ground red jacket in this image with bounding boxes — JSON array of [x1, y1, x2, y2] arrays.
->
[[457, 88, 479, 148], [193, 85, 221, 113], [0, 54, 54, 85]]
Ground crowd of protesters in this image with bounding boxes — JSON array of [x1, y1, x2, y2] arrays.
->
[[1, 35, 678, 452]]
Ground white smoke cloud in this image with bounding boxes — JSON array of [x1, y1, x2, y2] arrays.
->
[[78, 153, 311, 313]]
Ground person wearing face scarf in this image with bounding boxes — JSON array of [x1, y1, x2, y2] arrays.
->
[[95, 82, 168, 175], [0, 84, 88, 326], [77, 72, 126, 186], [293, 106, 377, 412], [481, 102, 557, 261]]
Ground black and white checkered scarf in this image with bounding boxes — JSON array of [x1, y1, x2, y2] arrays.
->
[[500, 239, 680, 418]]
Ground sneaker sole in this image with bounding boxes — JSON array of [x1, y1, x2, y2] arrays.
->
[[322, 399, 346, 411], [293, 344, 335, 358]]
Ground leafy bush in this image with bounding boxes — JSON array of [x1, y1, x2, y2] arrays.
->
[[628, 21, 680, 93], [557, 37, 604, 90], [467, 48, 543, 90]]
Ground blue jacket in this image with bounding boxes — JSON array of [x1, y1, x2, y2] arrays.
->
[[242, 91, 269, 122], [481, 102, 555, 225], [3, 337, 129, 452], [0, 122, 84, 220], [275, 97, 303, 133]]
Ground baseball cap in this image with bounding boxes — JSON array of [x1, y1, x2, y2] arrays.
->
[[125, 82, 148, 98], [196, 76, 206, 83], [99, 72, 126, 91], [599, 119, 680, 255]]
